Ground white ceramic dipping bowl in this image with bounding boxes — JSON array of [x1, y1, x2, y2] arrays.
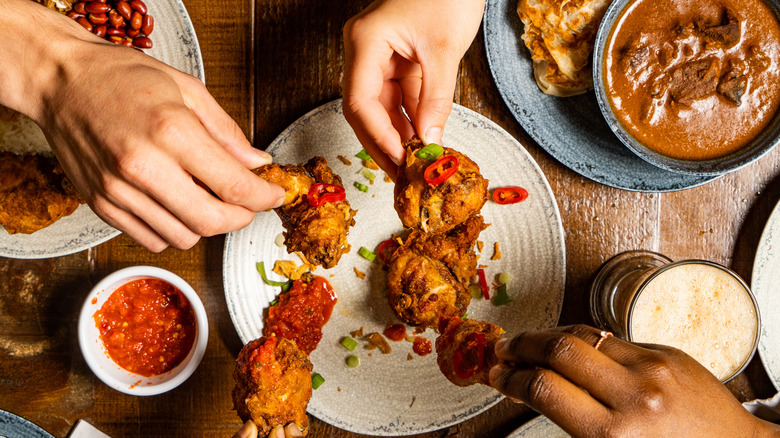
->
[[78, 266, 208, 396]]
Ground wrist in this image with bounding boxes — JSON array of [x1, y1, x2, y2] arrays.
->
[[0, 0, 91, 119]]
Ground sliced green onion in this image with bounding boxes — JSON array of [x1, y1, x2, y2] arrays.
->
[[281, 281, 292, 292], [355, 149, 371, 161], [415, 143, 444, 160], [358, 246, 376, 261], [256, 261, 292, 288], [460, 313, 468, 320], [341, 336, 358, 351], [361, 168, 376, 182], [469, 284, 482, 299], [498, 272, 511, 285], [354, 181, 369, 192], [312, 373, 325, 389], [492, 283, 513, 307], [346, 355, 360, 368], [269, 298, 279, 306]]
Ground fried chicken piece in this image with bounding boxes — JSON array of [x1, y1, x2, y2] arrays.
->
[[253, 157, 357, 269], [0, 152, 83, 234], [395, 138, 488, 234], [436, 315, 505, 387], [385, 216, 487, 330], [232, 336, 312, 437]]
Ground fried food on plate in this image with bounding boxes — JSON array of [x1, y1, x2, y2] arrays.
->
[[386, 215, 487, 330], [517, 0, 611, 96], [254, 157, 357, 269], [436, 315, 505, 387], [394, 138, 488, 234], [233, 336, 312, 437], [0, 152, 84, 234]]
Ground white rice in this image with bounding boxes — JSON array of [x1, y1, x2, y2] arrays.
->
[[0, 111, 53, 156]]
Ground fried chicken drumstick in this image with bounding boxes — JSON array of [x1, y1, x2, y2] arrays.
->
[[253, 157, 356, 269], [436, 315, 505, 387], [232, 336, 312, 437], [394, 138, 489, 234]]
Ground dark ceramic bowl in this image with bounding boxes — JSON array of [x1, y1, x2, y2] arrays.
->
[[592, 0, 780, 176]]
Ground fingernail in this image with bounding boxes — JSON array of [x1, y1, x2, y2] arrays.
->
[[284, 423, 303, 437], [494, 338, 507, 352], [270, 425, 285, 438], [390, 153, 403, 166], [488, 364, 503, 386], [423, 127, 443, 146], [272, 194, 285, 209], [237, 421, 256, 438]]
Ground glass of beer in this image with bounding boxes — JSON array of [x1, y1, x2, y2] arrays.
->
[[590, 250, 760, 382]]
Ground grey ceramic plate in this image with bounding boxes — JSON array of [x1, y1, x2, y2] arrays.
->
[[224, 99, 565, 435], [0, 0, 204, 259], [752, 199, 780, 391], [0, 409, 54, 438], [482, 0, 720, 192], [506, 416, 568, 438]]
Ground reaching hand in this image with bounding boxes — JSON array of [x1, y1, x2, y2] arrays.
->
[[489, 324, 780, 437], [342, 0, 485, 178], [233, 421, 303, 438]]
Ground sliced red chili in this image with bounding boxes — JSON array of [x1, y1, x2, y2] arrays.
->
[[477, 268, 489, 300], [493, 186, 529, 204], [307, 183, 346, 207], [453, 332, 487, 379], [377, 238, 400, 264], [423, 155, 459, 185]]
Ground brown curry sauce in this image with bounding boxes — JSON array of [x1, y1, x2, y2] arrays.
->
[[605, 0, 780, 161]]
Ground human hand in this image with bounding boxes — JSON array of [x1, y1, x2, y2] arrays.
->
[[6, 1, 284, 252], [342, 0, 485, 179], [233, 420, 303, 438], [489, 324, 780, 437]]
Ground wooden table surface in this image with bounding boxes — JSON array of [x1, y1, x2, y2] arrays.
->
[[3, 0, 780, 437]]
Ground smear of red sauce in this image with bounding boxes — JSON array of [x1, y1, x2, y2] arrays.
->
[[263, 276, 337, 355], [412, 337, 432, 356], [94, 278, 196, 377], [383, 323, 406, 342]]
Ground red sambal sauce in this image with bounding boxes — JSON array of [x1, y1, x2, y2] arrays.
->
[[383, 323, 406, 342], [412, 337, 432, 356], [263, 275, 337, 355], [94, 278, 196, 377]]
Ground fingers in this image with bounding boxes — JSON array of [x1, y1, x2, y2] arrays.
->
[[415, 57, 459, 146], [234, 420, 257, 438], [490, 363, 610, 437], [268, 423, 302, 438], [494, 326, 635, 405], [89, 196, 170, 252]]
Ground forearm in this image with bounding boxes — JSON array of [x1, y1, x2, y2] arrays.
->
[[0, 0, 90, 118]]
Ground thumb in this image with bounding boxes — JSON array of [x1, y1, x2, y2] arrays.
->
[[415, 57, 459, 146]]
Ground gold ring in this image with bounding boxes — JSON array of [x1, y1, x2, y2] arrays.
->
[[594, 331, 613, 350]]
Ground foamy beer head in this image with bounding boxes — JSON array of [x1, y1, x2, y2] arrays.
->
[[628, 261, 760, 382]]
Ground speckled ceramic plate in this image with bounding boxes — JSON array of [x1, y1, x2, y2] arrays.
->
[[0, 409, 54, 438], [752, 199, 780, 391], [0, 0, 204, 259], [506, 416, 568, 438], [482, 0, 719, 192], [223, 99, 565, 435]]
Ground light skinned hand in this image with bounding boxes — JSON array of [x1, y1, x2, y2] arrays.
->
[[232, 421, 303, 438], [1, 0, 284, 252], [342, 0, 485, 179], [489, 324, 780, 437]]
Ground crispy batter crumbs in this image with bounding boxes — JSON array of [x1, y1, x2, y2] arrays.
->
[[354, 267, 366, 280], [407, 353, 413, 361], [477, 240, 484, 252], [351, 327, 364, 338], [384, 174, 392, 183], [364, 332, 391, 354], [479, 264, 489, 269], [337, 155, 352, 166], [364, 159, 379, 170], [273, 260, 310, 280], [492, 242, 502, 260]]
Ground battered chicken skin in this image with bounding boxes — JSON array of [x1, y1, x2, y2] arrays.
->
[[386, 215, 487, 330], [232, 336, 312, 437], [394, 138, 488, 234], [0, 152, 83, 234], [253, 157, 357, 269], [436, 315, 505, 387]]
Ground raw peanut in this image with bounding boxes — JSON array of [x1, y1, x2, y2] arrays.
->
[[130, 11, 142, 29], [66, 10, 82, 19], [88, 13, 108, 25], [129, 0, 147, 15], [108, 9, 123, 27], [94, 0, 106, 3], [85, 2, 110, 13], [126, 28, 140, 38], [107, 27, 126, 37], [73, 2, 86, 14], [76, 16, 93, 31], [132, 36, 152, 49], [93, 24, 107, 37], [108, 35, 124, 44], [116, 1, 132, 20], [141, 14, 153, 36]]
